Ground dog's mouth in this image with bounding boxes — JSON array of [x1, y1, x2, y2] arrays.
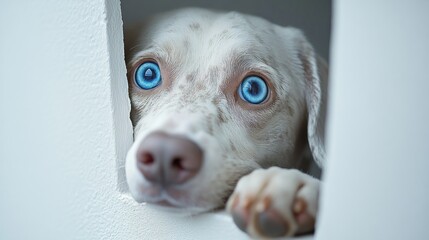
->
[[126, 130, 226, 212], [134, 184, 212, 212], [126, 127, 245, 213], [154, 199, 177, 207]]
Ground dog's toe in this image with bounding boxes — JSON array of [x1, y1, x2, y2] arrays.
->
[[230, 195, 251, 233], [293, 198, 316, 234]]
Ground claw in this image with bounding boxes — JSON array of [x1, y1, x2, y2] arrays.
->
[[256, 208, 289, 238]]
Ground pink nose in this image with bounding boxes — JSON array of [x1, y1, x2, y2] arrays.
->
[[136, 132, 203, 185]]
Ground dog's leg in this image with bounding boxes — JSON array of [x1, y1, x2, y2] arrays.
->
[[226, 167, 320, 238]]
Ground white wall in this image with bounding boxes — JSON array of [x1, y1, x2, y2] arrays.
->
[[0, 0, 264, 239], [316, 1, 429, 240], [3, 0, 427, 239]]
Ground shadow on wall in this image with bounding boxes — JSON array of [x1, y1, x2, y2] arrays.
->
[[120, 0, 332, 61]]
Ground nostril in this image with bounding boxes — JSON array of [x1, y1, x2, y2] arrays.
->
[[165, 137, 203, 184], [171, 157, 184, 170], [136, 151, 158, 183], [140, 152, 154, 165]]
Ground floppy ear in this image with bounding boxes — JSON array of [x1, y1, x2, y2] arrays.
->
[[298, 37, 329, 168]]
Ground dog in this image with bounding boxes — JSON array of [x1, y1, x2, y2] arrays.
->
[[124, 7, 328, 238]]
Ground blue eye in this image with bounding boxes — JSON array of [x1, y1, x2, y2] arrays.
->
[[239, 76, 268, 104], [135, 62, 162, 90]]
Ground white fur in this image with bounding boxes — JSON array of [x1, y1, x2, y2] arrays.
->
[[124, 8, 327, 237]]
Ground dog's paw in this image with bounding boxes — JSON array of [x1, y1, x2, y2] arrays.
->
[[226, 167, 320, 238]]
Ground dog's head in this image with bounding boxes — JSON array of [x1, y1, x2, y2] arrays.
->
[[125, 8, 327, 212]]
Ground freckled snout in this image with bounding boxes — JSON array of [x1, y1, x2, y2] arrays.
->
[[136, 132, 203, 185]]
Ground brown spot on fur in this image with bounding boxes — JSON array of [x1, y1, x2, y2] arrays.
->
[[261, 56, 275, 67], [207, 120, 214, 135], [186, 71, 197, 83], [212, 98, 221, 106], [209, 30, 232, 46], [255, 35, 265, 45], [189, 22, 201, 31], [195, 82, 206, 91], [229, 140, 237, 152], [246, 114, 268, 130], [281, 98, 295, 117], [206, 66, 220, 83], [183, 39, 190, 50], [217, 105, 227, 123], [299, 53, 313, 84]]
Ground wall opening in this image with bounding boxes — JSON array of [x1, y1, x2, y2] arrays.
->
[[118, 0, 331, 238], [118, 0, 332, 184]]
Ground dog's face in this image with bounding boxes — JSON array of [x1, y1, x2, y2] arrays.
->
[[125, 8, 326, 212]]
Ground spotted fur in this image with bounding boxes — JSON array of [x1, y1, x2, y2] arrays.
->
[[125, 8, 328, 237]]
